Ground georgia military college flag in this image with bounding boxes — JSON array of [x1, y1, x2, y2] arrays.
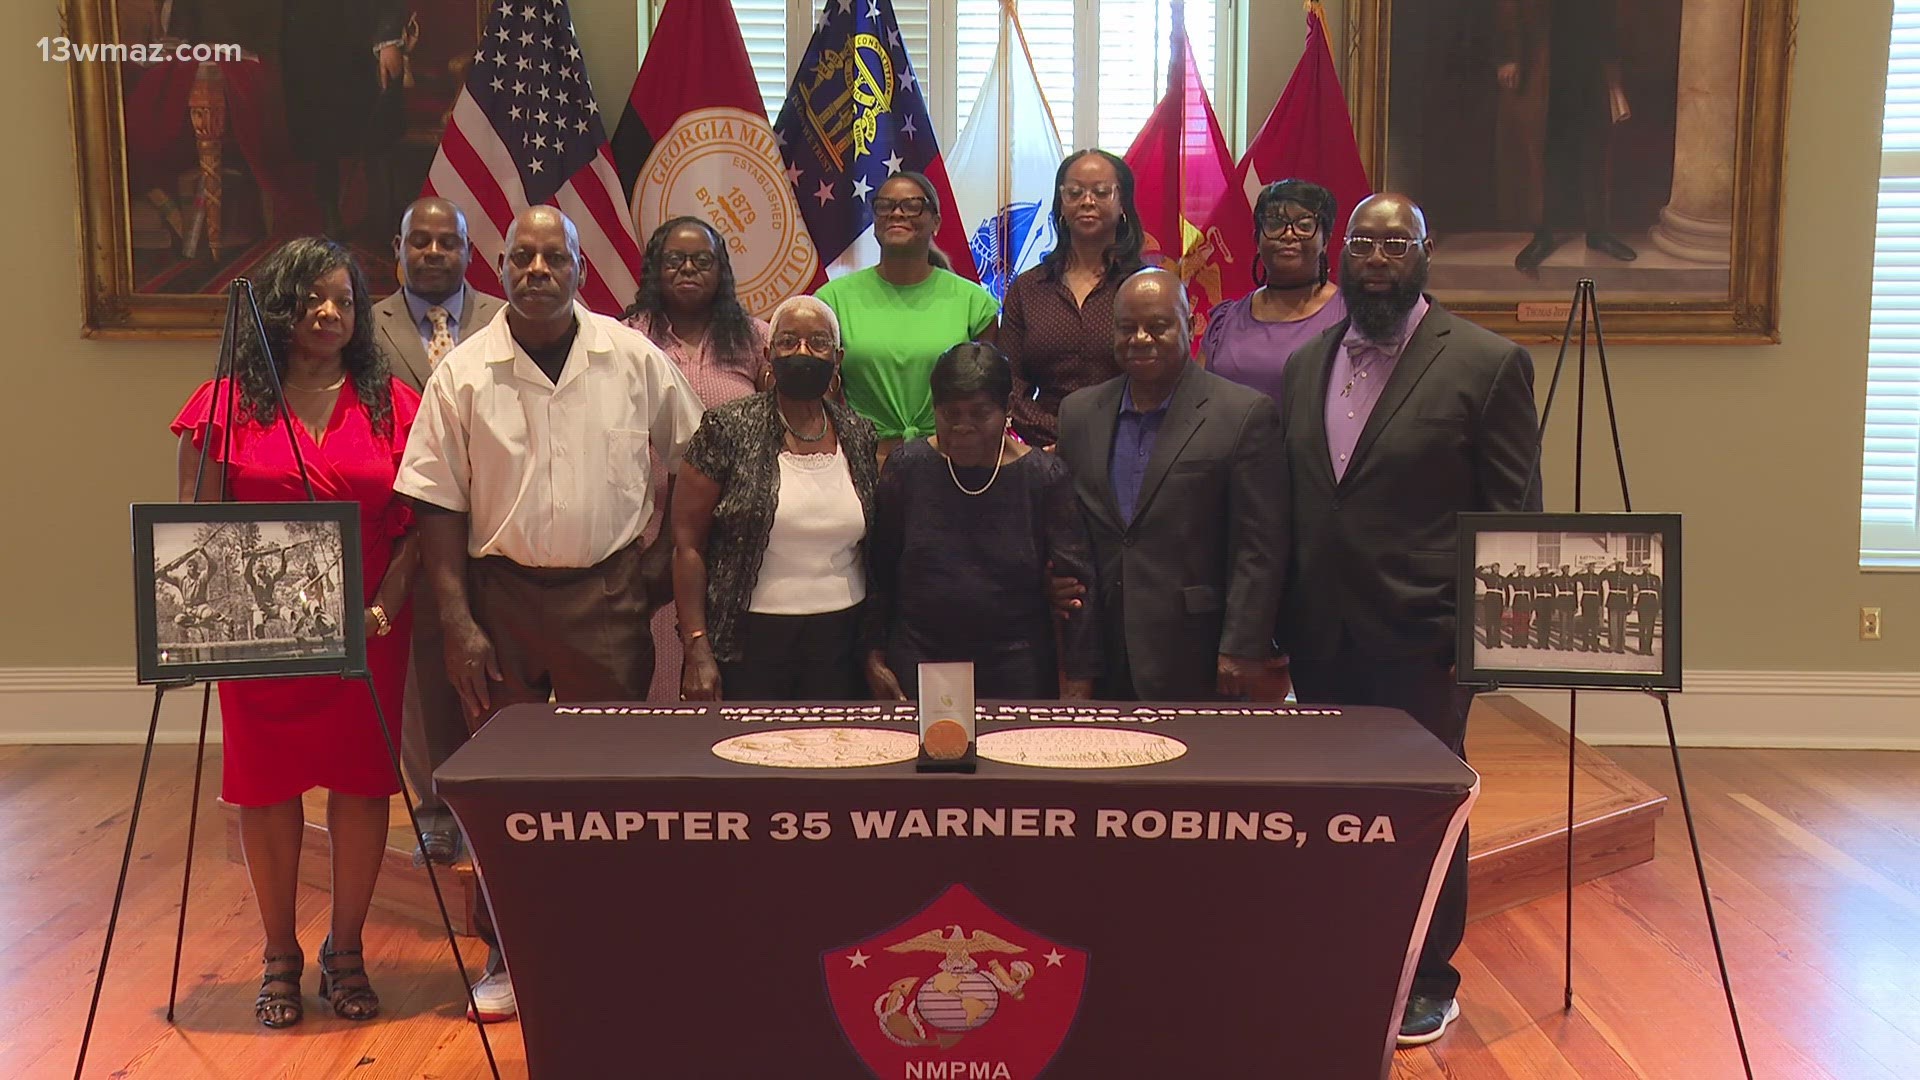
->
[[610, 0, 817, 317], [775, 0, 980, 284]]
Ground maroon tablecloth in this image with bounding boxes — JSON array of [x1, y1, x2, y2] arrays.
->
[[437, 701, 1477, 1080]]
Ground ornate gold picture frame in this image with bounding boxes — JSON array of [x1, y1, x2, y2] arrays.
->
[[1345, 0, 1796, 344], [65, 0, 488, 338]]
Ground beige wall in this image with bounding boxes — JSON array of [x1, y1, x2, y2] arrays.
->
[[4, 0, 1909, 674]]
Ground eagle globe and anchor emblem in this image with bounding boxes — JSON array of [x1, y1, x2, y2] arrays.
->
[[824, 884, 1088, 1078]]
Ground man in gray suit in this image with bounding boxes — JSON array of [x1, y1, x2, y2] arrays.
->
[[1055, 267, 1286, 701], [1276, 193, 1542, 1048], [373, 196, 505, 866]]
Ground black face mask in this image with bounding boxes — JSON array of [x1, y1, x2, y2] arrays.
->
[[771, 353, 834, 400]]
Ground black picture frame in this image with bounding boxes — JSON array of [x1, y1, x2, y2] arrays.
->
[[132, 501, 367, 685], [1455, 512, 1681, 692]]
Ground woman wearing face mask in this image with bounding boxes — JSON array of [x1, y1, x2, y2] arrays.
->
[[864, 343, 1101, 701], [1200, 179, 1347, 407], [623, 217, 770, 702], [816, 171, 1000, 465], [670, 295, 880, 701]]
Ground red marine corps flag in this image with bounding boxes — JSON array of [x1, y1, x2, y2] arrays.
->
[[1122, 0, 1250, 349], [824, 884, 1088, 1079]]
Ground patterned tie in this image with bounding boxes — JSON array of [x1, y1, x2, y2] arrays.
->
[[425, 305, 454, 365]]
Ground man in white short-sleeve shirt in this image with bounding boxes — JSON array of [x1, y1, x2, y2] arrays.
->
[[394, 205, 701, 1022]]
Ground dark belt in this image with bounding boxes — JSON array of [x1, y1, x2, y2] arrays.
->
[[474, 537, 640, 586]]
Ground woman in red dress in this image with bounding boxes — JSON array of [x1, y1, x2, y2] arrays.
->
[[171, 237, 421, 1028]]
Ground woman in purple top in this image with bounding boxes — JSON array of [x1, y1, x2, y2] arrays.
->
[[1201, 179, 1349, 406]]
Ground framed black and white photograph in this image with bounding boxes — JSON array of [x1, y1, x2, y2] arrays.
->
[[132, 502, 366, 685], [1456, 512, 1680, 691]]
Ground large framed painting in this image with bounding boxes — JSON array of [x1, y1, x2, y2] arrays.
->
[[1346, 0, 1795, 344], [66, 0, 488, 337]]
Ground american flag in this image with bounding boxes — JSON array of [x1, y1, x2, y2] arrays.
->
[[774, 0, 978, 283], [424, 0, 644, 315]]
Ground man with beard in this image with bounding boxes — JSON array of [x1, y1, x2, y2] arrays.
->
[[396, 205, 703, 1023], [1054, 267, 1286, 701], [1275, 193, 1541, 1047], [372, 197, 505, 869]]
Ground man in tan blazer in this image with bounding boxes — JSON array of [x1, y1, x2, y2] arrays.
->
[[373, 196, 504, 867]]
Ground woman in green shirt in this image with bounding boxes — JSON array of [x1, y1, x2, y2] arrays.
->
[[816, 171, 1000, 462]]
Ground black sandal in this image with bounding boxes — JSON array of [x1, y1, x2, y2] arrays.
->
[[254, 952, 305, 1028], [316, 934, 380, 1021]]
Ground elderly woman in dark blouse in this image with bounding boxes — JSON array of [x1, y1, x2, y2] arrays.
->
[[865, 344, 1101, 700], [671, 295, 880, 701], [997, 149, 1146, 448]]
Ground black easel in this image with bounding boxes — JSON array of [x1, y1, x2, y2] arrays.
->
[[73, 279, 500, 1080], [1527, 278, 1753, 1078]]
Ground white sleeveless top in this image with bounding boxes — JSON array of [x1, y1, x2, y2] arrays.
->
[[747, 446, 868, 614]]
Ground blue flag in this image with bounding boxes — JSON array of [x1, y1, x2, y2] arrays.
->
[[775, 0, 979, 283]]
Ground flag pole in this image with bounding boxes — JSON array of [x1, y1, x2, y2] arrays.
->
[[998, 0, 1014, 288], [1171, 0, 1187, 268]]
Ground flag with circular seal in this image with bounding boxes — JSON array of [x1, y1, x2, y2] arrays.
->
[[611, 0, 818, 317]]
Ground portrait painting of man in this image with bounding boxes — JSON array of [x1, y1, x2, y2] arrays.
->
[[106, 0, 481, 297], [1351, 0, 1792, 341]]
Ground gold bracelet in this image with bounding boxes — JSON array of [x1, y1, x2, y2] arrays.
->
[[683, 628, 707, 646], [369, 604, 392, 637]]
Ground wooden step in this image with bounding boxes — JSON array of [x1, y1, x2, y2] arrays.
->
[[1464, 693, 1667, 920]]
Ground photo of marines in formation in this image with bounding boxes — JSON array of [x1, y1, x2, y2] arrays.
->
[[1473, 550, 1662, 657]]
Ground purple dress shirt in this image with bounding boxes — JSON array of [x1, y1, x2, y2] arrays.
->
[[1201, 290, 1348, 408], [1326, 296, 1429, 481], [1111, 375, 1178, 524]]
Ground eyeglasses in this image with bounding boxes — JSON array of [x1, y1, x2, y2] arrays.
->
[[872, 196, 931, 218], [662, 251, 716, 272], [1060, 183, 1118, 204], [771, 331, 837, 354], [1344, 235, 1422, 259], [1259, 214, 1321, 240]]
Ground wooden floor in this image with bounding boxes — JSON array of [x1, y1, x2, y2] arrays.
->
[[9, 714, 1920, 1078]]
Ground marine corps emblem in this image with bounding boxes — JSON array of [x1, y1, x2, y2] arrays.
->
[[824, 884, 1087, 1079]]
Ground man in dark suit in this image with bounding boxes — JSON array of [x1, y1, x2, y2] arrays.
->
[[1055, 267, 1286, 701], [1275, 193, 1542, 1047], [373, 197, 505, 868]]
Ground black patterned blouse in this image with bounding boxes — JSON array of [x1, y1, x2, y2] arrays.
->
[[681, 391, 880, 663]]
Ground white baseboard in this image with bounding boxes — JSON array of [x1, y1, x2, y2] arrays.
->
[[2, 667, 1918, 750], [0, 667, 225, 744], [1506, 670, 1920, 750]]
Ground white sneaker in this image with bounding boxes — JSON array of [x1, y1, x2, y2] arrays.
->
[[467, 969, 516, 1023]]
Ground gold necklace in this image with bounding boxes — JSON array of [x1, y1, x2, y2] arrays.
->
[[286, 375, 346, 393], [944, 435, 1011, 496]]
